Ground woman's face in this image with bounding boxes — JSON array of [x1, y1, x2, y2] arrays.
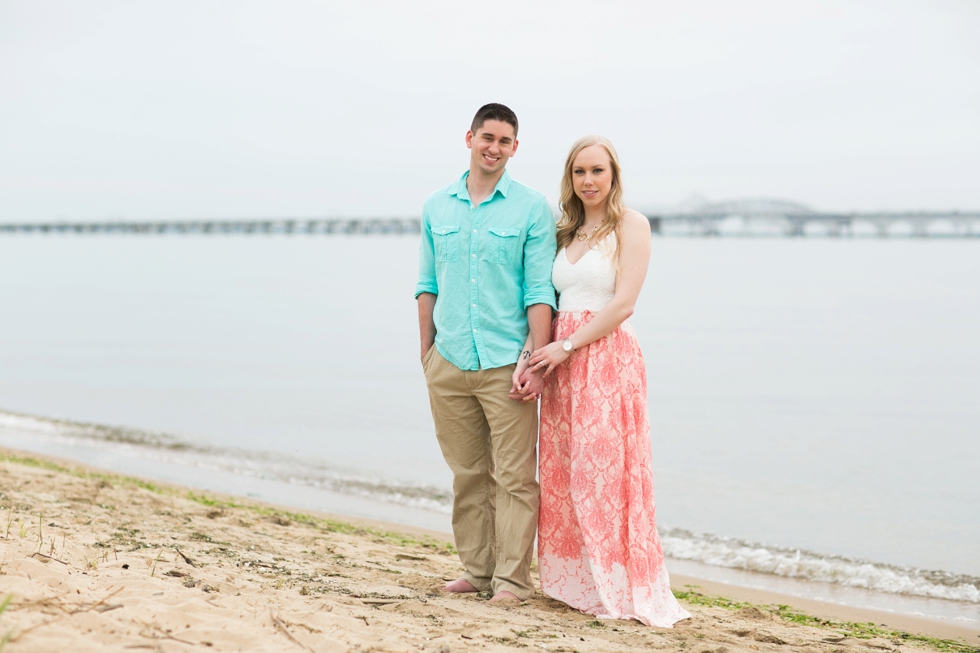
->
[[571, 144, 614, 211]]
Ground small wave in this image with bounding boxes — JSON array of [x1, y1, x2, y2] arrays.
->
[[0, 409, 453, 514], [661, 528, 980, 604]]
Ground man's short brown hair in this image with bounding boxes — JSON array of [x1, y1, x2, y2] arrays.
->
[[471, 103, 518, 137]]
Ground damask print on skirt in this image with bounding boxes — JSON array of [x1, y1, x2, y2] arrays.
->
[[538, 310, 690, 627]]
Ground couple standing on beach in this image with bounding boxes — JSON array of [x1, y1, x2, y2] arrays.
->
[[415, 103, 690, 628]]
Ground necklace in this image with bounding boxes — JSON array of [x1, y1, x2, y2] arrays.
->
[[576, 222, 600, 242]]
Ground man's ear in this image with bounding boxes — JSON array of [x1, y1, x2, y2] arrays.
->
[[511, 138, 519, 157], [465, 130, 474, 149]]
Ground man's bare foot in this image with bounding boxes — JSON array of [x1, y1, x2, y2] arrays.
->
[[443, 578, 478, 593], [488, 590, 521, 604]]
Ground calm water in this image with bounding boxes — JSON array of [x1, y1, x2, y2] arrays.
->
[[1, 235, 978, 620]]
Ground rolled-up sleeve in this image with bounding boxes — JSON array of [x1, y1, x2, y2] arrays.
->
[[414, 204, 438, 298], [521, 196, 558, 310]]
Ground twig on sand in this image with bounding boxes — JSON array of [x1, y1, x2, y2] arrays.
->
[[360, 598, 402, 605], [174, 547, 197, 567], [71, 587, 124, 615], [93, 603, 123, 613], [28, 552, 67, 565], [271, 610, 317, 652], [137, 620, 197, 646], [5, 615, 67, 645], [9, 591, 72, 614]]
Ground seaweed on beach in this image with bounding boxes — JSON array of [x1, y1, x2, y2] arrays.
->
[[0, 452, 457, 556], [674, 587, 980, 653]]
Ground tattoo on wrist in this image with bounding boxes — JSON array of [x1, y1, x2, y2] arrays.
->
[[522, 350, 531, 360]]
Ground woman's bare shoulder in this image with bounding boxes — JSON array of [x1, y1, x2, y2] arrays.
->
[[620, 209, 651, 233]]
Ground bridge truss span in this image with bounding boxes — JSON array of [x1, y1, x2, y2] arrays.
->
[[644, 199, 980, 238]]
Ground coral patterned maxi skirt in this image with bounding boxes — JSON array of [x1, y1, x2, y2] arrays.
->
[[537, 311, 690, 627]]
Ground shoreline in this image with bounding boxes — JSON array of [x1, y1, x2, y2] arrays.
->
[[3, 411, 978, 616], [1, 447, 978, 651]]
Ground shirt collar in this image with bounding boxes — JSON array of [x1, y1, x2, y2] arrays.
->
[[448, 169, 512, 203]]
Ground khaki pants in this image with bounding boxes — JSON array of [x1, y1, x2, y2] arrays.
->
[[423, 346, 539, 599]]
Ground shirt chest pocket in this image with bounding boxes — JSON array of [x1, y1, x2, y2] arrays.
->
[[432, 225, 460, 262], [486, 226, 522, 263]]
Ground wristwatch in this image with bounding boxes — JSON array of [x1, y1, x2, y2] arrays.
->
[[561, 338, 574, 352]]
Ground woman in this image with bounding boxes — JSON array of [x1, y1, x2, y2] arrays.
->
[[526, 136, 689, 627]]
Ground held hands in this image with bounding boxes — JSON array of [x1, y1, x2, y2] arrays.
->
[[527, 340, 571, 376], [509, 367, 544, 402], [508, 352, 544, 402], [509, 340, 573, 401]]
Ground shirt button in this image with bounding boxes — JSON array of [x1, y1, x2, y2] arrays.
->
[[473, 328, 479, 332], [471, 279, 475, 283], [471, 254, 476, 258], [472, 229, 477, 233], [472, 304, 476, 308]]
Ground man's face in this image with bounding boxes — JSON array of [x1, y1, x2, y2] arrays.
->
[[466, 119, 518, 177]]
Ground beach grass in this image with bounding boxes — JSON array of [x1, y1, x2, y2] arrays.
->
[[674, 588, 979, 653], [0, 593, 12, 652]]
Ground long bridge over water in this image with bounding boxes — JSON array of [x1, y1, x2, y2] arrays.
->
[[647, 199, 980, 237], [2, 200, 977, 238]]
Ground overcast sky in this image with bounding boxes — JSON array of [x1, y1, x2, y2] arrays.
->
[[2, 0, 978, 221]]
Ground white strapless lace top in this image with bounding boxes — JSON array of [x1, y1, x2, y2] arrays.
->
[[552, 236, 616, 312]]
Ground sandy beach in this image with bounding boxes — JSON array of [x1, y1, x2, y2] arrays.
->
[[1, 449, 976, 653]]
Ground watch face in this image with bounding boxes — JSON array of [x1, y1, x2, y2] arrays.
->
[[563, 340, 573, 352]]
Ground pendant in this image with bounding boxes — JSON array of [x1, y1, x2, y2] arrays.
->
[[577, 223, 599, 242]]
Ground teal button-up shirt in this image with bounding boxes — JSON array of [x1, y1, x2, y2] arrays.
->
[[415, 170, 558, 371]]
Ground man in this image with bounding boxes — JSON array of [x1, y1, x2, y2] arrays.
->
[[415, 103, 556, 602]]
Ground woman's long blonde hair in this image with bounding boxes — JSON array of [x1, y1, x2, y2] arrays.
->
[[556, 136, 626, 265]]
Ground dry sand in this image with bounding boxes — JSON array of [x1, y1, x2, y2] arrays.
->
[[1, 449, 977, 653]]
